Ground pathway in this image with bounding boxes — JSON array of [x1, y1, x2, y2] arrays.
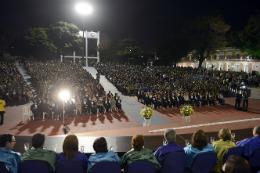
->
[[83, 67, 171, 126]]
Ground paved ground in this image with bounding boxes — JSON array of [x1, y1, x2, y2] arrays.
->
[[0, 66, 259, 138]]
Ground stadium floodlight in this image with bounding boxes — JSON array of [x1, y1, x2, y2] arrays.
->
[[59, 90, 70, 101], [59, 90, 71, 135], [75, 2, 92, 15], [75, 2, 92, 66]]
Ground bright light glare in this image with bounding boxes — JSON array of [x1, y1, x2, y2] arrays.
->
[[59, 90, 70, 100], [75, 3, 92, 15]]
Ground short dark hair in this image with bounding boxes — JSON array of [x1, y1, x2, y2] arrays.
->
[[32, 133, 45, 148], [93, 137, 108, 153], [0, 134, 13, 147], [254, 126, 260, 136]]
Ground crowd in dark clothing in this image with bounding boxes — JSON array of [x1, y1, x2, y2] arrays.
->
[[0, 62, 33, 105], [94, 62, 259, 109], [26, 61, 122, 120]]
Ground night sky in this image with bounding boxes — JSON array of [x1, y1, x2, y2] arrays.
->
[[1, 0, 260, 53]]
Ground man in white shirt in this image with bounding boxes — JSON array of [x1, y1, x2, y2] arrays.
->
[[218, 93, 224, 105]]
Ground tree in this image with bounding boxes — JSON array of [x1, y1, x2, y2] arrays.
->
[[0, 24, 12, 59], [48, 21, 82, 58], [190, 13, 230, 67], [9, 27, 57, 60], [115, 38, 140, 63], [96, 40, 118, 62], [154, 34, 191, 66], [229, 14, 260, 58]]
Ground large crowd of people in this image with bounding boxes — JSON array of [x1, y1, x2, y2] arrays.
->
[[24, 61, 122, 120], [1, 126, 259, 173], [94, 62, 259, 109], [0, 62, 33, 105]]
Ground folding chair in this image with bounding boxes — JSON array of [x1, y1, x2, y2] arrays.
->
[[23, 105, 33, 121]]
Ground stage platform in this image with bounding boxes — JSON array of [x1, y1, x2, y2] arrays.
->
[[1, 66, 260, 144]]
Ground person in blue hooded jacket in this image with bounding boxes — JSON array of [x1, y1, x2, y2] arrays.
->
[[0, 134, 21, 173], [184, 129, 216, 169], [87, 137, 121, 173]]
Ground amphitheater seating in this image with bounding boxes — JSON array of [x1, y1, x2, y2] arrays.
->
[[222, 146, 244, 164], [92, 161, 121, 173], [0, 162, 10, 173], [20, 160, 51, 173], [248, 148, 260, 173], [56, 159, 84, 173], [127, 161, 155, 173], [161, 153, 187, 173], [184, 152, 217, 173]]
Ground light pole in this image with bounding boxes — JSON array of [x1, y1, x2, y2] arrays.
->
[[59, 90, 70, 134], [75, 2, 92, 66]]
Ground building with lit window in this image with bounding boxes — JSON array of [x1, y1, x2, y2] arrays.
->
[[178, 47, 260, 74]]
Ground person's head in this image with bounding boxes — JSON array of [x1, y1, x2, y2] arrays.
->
[[191, 129, 208, 150], [33, 101, 36, 105], [93, 137, 108, 153], [164, 129, 176, 143], [32, 133, 45, 148], [0, 134, 16, 150], [253, 126, 260, 136], [224, 155, 251, 173], [218, 128, 232, 141], [131, 134, 144, 151], [63, 134, 79, 159]]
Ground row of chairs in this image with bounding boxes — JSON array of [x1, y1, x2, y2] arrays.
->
[[1, 147, 259, 173]]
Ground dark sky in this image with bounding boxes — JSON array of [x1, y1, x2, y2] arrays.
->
[[1, 0, 260, 53]]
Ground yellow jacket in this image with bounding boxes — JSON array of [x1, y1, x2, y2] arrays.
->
[[212, 139, 236, 173]]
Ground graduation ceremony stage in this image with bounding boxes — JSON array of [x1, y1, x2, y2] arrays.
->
[[1, 66, 260, 153]]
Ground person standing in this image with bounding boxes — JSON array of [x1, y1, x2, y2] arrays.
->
[[0, 96, 6, 125], [243, 91, 248, 108], [235, 91, 242, 108]]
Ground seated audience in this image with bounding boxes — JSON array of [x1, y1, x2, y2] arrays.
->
[[223, 155, 251, 173], [121, 134, 161, 172], [184, 129, 215, 169], [236, 125, 260, 159], [87, 137, 121, 173], [154, 129, 184, 166], [0, 134, 21, 173], [20, 133, 57, 172], [212, 128, 236, 173], [57, 134, 88, 173]]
